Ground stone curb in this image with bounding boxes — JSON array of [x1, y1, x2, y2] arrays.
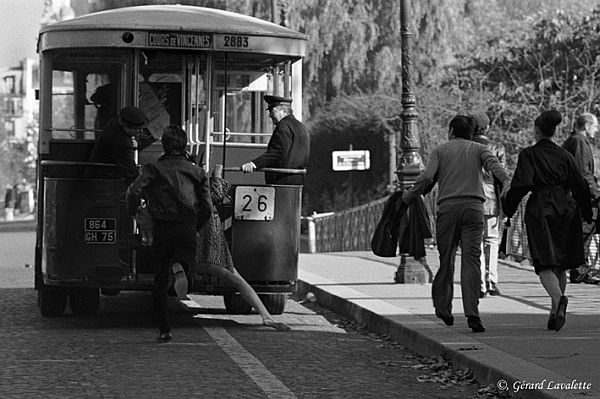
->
[[296, 277, 582, 399], [0, 219, 36, 233]]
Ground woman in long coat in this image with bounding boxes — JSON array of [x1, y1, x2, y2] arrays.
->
[[503, 110, 592, 332]]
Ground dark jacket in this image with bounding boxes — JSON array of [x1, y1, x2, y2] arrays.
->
[[371, 192, 432, 259], [562, 131, 598, 200], [503, 139, 591, 272], [126, 154, 212, 228], [252, 114, 310, 185], [89, 118, 138, 179]]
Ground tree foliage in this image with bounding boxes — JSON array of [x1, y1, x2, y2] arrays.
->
[[446, 7, 600, 169], [65, 0, 600, 212]]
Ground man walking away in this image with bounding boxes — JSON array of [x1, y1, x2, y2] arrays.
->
[[402, 115, 510, 333]]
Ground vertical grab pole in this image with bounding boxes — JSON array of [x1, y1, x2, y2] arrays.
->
[[203, 54, 213, 173], [221, 53, 228, 173], [194, 56, 201, 155]]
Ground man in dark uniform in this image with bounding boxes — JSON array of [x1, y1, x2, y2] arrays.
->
[[563, 112, 599, 283], [89, 106, 148, 180], [241, 95, 310, 185]]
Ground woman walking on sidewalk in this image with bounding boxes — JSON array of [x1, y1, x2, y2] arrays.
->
[[502, 110, 592, 332]]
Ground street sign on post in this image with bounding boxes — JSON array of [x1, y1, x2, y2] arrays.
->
[[332, 150, 370, 171]]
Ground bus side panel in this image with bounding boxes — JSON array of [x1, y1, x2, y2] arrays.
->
[[42, 179, 131, 286], [231, 185, 301, 286]]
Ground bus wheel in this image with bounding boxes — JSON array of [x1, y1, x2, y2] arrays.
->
[[69, 288, 100, 316], [259, 294, 287, 315], [38, 287, 67, 317], [223, 294, 252, 314]]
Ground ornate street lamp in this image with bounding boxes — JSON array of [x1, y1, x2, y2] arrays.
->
[[394, 0, 431, 284]]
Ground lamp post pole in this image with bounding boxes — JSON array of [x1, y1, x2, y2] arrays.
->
[[394, 0, 430, 284]]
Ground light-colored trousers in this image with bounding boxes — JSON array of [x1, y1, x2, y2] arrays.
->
[[480, 215, 500, 292]]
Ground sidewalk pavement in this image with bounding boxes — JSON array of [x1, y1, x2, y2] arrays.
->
[[297, 250, 600, 399], [0, 212, 36, 232]]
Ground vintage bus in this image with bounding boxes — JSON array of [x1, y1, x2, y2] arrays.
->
[[35, 5, 307, 317]]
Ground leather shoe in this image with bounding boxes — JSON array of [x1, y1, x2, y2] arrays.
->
[[467, 316, 485, 333], [157, 331, 173, 343], [488, 283, 501, 296], [435, 310, 454, 326], [554, 296, 568, 332], [479, 291, 486, 299], [547, 314, 556, 331]]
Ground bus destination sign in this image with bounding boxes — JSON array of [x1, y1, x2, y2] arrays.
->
[[148, 31, 212, 49]]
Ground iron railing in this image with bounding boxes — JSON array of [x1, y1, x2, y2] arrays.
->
[[309, 194, 599, 268]]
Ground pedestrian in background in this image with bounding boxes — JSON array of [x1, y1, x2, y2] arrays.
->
[[471, 111, 506, 297], [241, 95, 309, 185], [126, 125, 212, 342], [562, 112, 600, 284], [403, 115, 510, 333], [503, 110, 592, 332], [13, 183, 22, 216], [3, 183, 15, 221]]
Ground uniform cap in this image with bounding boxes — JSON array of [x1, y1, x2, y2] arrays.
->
[[264, 95, 292, 109], [120, 106, 147, 127]]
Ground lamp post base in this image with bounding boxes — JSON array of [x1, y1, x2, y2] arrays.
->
[[394, 255, 433, 284]]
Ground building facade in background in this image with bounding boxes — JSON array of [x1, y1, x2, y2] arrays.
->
[[0, 58, 38, 142]]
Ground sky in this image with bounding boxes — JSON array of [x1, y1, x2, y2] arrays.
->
[[1, 0, 45, 68]]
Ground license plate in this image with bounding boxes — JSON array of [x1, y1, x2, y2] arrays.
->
[[234, 186, 275, 221], [84, 218, 117, 244]]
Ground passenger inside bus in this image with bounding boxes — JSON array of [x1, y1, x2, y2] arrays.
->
[[88, 106, 148, 179], [90, 83, 118, 130]]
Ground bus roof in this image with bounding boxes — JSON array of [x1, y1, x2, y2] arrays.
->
[[40, 5, 308, 41]]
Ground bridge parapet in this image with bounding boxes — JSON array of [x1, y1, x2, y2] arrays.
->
[[306, 193, 598, 266]]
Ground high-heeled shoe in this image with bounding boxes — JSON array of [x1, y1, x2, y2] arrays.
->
[[554, 296, 568, 332], [547, 314, 556, 330]]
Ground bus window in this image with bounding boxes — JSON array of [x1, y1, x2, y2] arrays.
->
[[185, 55, 208, 157], [137, 51, 211, 164], [138, 51, 183, 139], [213, 69, 272, 145], [48, 50, 127, 142], [51, 70, 75, 138]]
